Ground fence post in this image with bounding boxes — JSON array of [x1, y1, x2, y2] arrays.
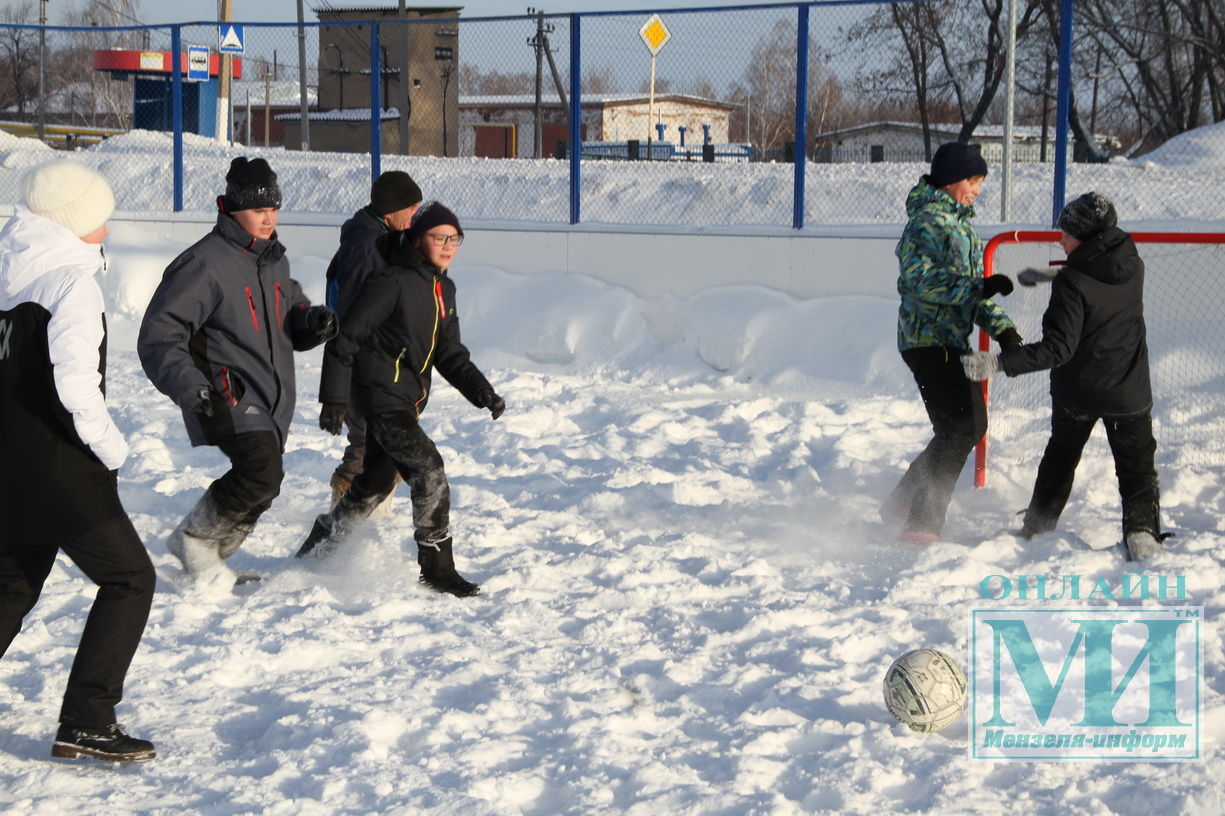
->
[[568, 13, 582, 224], [171, 25, 184, 212], [792, 3, 809, 229], [1050, 0, 1074, 226], [370, 23, 382, 183]]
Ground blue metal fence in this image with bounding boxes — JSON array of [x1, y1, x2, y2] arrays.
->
[[0, 2, 1107, 229]]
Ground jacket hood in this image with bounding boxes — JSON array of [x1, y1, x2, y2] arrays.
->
[[0, 206, 105, 296], [1065, 226, 1141, 286], [905, 176, 975, 221], [345, 207, 391, 242]]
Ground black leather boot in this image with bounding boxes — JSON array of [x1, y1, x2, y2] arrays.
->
[[417, 538, 480, 597]]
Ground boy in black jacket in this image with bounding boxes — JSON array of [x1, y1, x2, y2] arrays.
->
[[324, 170, 423, 505], [296, 202, 504, 597], [961, 192, 1165, 560]]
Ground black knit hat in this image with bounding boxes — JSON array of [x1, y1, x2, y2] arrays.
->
[[370, 170, 423, 216], [409, 201, 463, 240], [929, 142, 988, 189], [1058, 191, 1118, 240], [223, 157, 281, 212]]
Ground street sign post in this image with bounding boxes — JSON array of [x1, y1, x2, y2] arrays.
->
[[186, 45, 209, 82], [218, 24, 245, 54], [639, 14, 671, 159]]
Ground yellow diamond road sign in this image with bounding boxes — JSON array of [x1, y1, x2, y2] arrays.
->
[[639, 14, 671, 56]]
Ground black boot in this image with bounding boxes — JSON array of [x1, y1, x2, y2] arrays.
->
[[418, 538, 480, 597], [52, 723, 156, 762], [296, 490, 387, 558], [295, 517, 333, 558]]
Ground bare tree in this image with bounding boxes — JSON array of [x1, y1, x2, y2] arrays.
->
[[459, 65, 535, 96], [732, 18, 849, 158], [582, 64, 616, 95], [0, 1, 38, 115]]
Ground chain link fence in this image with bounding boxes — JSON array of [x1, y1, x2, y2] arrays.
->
[[0, 2, 1221, 230]]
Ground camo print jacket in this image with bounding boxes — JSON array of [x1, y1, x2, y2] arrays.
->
[[895, 177, 1016, 352]]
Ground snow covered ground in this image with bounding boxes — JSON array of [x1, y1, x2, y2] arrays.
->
[[0, 126, 1222, 814]]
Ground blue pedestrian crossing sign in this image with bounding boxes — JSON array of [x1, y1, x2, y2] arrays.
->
[[218, 24, 244, 54]]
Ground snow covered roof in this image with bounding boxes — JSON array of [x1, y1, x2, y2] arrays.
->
[[460, 93, 736, 110]]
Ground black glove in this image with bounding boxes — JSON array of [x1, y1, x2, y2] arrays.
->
[[307, 305, 338, 343], [995, 327, 1023, 350], [188, 387, 215, 417], [477, 389, 505, 420], [982, 275, 1014, 299], [319, 402, 347, 435]]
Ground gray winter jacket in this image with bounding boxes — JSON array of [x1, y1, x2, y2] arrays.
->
[[138, 213, 317, 447]]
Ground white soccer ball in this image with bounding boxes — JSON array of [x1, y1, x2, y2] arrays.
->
[[883, 648, 968, 733]]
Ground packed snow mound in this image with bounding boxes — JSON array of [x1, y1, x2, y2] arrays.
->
[[1138, 119, 1225, 167]]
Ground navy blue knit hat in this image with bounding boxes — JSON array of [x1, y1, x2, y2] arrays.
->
[[409, 201, 463, 240], [929, 142, 988, 188]]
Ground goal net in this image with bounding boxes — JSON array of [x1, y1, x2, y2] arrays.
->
[[975, 230, 1225, 487]]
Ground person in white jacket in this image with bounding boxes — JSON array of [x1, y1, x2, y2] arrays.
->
[[0, 160, 156, 763]]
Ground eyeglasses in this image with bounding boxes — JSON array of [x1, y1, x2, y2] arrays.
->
[[424, 233, 463, 247]]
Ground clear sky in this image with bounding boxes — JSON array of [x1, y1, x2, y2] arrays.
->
[[128, 1, 769, 26]]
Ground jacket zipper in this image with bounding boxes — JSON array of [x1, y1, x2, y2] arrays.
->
[[275, 281, 283, 327], [220, 367, 238, 406], [393, 347, 407, 383], [419, 277, 443, 374], [245, 286, 260, 331]]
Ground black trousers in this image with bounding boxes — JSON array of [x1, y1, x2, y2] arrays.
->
[[333, 407, 368, 483], [891, 347, 988, 533], [1023, 402, 1160, 537], [210, 430, 285, 523], [0, 508, 155, 727], [349, 411, 450, 547]]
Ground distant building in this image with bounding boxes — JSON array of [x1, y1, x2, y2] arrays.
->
[[280, 4, 460, 155], [811, 121, 1119, 163], [460, 93, 736, 159]]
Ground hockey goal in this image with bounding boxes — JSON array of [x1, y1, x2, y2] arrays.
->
[[975, 230, 1225, 487]]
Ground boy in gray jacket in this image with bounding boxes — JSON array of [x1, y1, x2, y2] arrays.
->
[[138, 157, 336, 587]]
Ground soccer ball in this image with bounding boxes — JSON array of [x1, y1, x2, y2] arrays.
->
[[883, 648, 968, 733]]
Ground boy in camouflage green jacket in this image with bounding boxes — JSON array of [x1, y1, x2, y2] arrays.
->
[[885, 142, 1021, 544]]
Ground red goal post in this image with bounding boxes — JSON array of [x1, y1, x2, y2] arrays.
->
[[975, 230, 1225, 487]]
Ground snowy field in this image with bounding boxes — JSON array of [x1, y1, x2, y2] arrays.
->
[[0, 125, 1222, 814]]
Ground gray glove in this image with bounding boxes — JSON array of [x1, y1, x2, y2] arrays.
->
[[961, 351, 1000, 382], [1018, 266, 1059, 286]]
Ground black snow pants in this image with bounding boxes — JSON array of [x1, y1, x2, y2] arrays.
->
[[210, 430, 286, 523], [890, 346, 988, 535], [0, 475, 155, 728], [348, 411, 450, 546], [1022, 402, 1160, 538]]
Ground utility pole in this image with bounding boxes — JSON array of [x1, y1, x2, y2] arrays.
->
[[37, 0, 47, 142], [398, 0, 409, 154], [529, 8, 546, 159], [217, 0, 233, 143], [296, 0, 310, 150]]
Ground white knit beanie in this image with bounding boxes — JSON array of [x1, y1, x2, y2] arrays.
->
[[22, 160, 115, 237]]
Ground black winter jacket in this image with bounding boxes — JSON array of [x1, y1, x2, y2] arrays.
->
[[138, 213, 320, 447], [1000, 227, 1152, 416], [319, 236, 491, 418], [325, 206, 390, 318]]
